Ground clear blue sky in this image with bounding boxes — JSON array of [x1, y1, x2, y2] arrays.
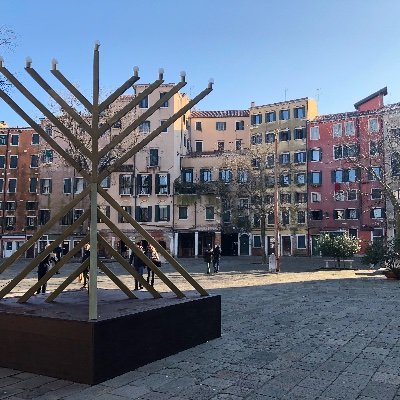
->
[[2, 0, 400, 126]]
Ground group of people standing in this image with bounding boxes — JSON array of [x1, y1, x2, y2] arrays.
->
[[203, 244, 221, 274], [129, 241, 161, 290]]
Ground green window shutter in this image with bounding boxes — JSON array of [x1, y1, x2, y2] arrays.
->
[[148, 206, 152, 222], [155, 205, 159, 222], [136, 174, 141, 195], [167, 205, 170, 221], [135, 206, 140, 221], [148, 175, 152, 195], [167, 174, 170, 194], [155, 174, 160, 194]]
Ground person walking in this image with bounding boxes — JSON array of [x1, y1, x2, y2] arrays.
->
[[130, 242, 145, 290], [80, 244, 90, 289], [144, 244, 160, 286], [37, 245, 52, 294], [203, 245, 213, 274], [213, 245, 221, 273], [53, 245, 63, 274]]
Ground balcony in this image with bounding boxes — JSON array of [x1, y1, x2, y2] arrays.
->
[[174, 178, 222, 195]]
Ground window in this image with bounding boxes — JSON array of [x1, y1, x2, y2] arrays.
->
[[267, 212, 274, 225], [29, 177, 37, 193], [217, 141, 225, 152], [333, 209, 345, 220], [295, 193, 307, 203], [310, 148, 322, 162], [280, 193, 291, 203], [280, 174, 291, 186], [60, 210, 73, 225], [280, 153, 290, 165], [41, 149, 53, 164], [40, 178, 52, 194], [6, 201, 16, 211], [5, 216, 16, 228], [333, 123, 342, 137], [345, 121, 355, 136], [219, 169, 232, 183], [160, 120, 168, 133], [32, 133, 39, 144], [279, 109, 290, 120], [63, 178, 72, 194], [294, 173, 305, 186], [311, 192, 321, 203], [266, 155, 275, 168], [139, 95, 148, 108], [253, 235, 262, 248], [195, 121, 202, 131], [159, 92, 169, 108], [26, 201, 38, 211], [348, 168, 358, 182], [148, 148, 159, 167], [371, 208, 385, 219], [236, 120, 244, 130], [266, 111, 276, 123], [346, 208, 359, 219], [266, 175, 275, 187], [135, 206, 152, 222], [26, 216, 37, 228], [349, 229, 358, 239], [119, 174, 133, 195], [371, 188, 382, 200], [347, 190, 358, 201], [8, 178, 16, 193], [346, 144, 359, 158], [205, 206, 215, 220], [200, 169, 212, 182], [309, 171, 322, 185], [137, 174, 152, 195], [251, 114, 262, 126], [294, 127, 306, 140], [368, 118, 379, 132], [310, 210, 323, 220], [333, 170, 343, 183], [297, 234, 306, 248], [0, 178, 3, 193], [253, 214, 260, 228], [195, 141, 203, 152], [333, 146, 343, 160], [372, 228, 384, 243], [370, 140, 382, 156], [11, 134, 19, 146], [100, 176, 111, 189], [297, 211, 306, 224], [237, 169, 248, 183], [265, 132, 275, 143], [294, 107, 305, 119], [0, 134, 7, 145], [0, 155, 4, 168], [368, 167, 382, 181], [294, 151, 306, 164], [139, 121, 151, 133], [74, 209, 84, 222], [279, 130, 291, 141], [118, 206, 132, 223], [10, 155, 18, 169], [113, 120, 122, 129], [155, 205, 170, 222], [281, 210, 290, 225], [45, 124, 53, 136], [238, 198, 249, 210], [181, 168, 193, 183], [251, 133, 262, 145], [179, 206, 188, 219], [216, 122, 226, 131], [235, 140, 242, 150], [73, 177, 84, 194], [39, 209, 51, 225], [30, 155, 39, 168], [391, 153, 400, 176], [310, 126, 319, 140], [156, 174, 169, 194]]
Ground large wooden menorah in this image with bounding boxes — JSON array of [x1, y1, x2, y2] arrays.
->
[[0, 43, 212, 319]]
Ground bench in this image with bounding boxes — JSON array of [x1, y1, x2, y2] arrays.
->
[[325, 259, 354, 269]]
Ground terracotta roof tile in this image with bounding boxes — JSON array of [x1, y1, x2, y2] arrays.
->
[[190, 110, 249, 118]]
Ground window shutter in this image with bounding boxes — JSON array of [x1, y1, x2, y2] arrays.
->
[[288, 130, 291, 140], [136, 174, 141, 195], [331, 170, 336, 183], [356, 167, 361, 181], [155, 174, 160, 194], [167, 174, 170, 194], [251, 115, 255, 125], [119, 174, 123, 195], [148, 175, 152, 194], [40, 179, 44, 194], [148, 206, 152, 222], [135, 206, 140, 221], [343, 169, 349, 182], [356, 209, 360, 219], [167, 205, 170, 221], [64, 178, 71, 193], [155, 205, 159, 222], [130, 174, 134, 195]]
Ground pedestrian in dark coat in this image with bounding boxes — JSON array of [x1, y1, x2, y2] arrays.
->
[[213, 245, 221, 273], [144, 244, 160, 286], [203, 245, 213, 274], [37, 246, 51, 294], [129, 242, 144, 290], [80, 244, 90, 289]]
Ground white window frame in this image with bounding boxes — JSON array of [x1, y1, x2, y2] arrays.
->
[[347, 189, 358, 201], [296, 234, 307, 249], [333, 209, 345, 220], [371, 188, 382, 200], [310, 148, 321, 162], [311, 192, 321, 203], [333, 123, 342, 137], [310, 126, 319, 140], [372, 207, 384, 219], [205, 206, 215, 221], [345, 121, 355, 136], [368, 118, 379, 132]]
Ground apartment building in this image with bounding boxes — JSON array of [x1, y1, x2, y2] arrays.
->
[[175, 110, 250, 256], [0, 127, 41, 257], [307, 88, 387, 254], [249, 98, 318, 256]]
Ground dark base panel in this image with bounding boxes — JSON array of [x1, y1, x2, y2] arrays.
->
[[0, 295, 221, 385]]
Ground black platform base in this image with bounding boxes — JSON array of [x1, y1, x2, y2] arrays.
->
[[0, 290, 221, 384]]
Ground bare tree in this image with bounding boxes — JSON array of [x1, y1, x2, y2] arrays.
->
[[0, 26, 16, 91]]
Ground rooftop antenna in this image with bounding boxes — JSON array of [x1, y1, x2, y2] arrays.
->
[[284, 88, 287, 101], [316, 88, 320, 103]]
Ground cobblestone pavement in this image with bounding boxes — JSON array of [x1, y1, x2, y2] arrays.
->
[[0, 256, 399, 399]]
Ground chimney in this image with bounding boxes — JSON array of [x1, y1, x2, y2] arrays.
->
[[250, 101, 255, 108]]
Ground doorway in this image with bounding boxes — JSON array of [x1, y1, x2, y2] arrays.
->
[[281, 236, 292, 256], [239, 234, 249, 255]]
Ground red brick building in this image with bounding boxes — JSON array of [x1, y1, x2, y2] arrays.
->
[[307, 88, 387, 255], [0, 127, 40, 258]]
